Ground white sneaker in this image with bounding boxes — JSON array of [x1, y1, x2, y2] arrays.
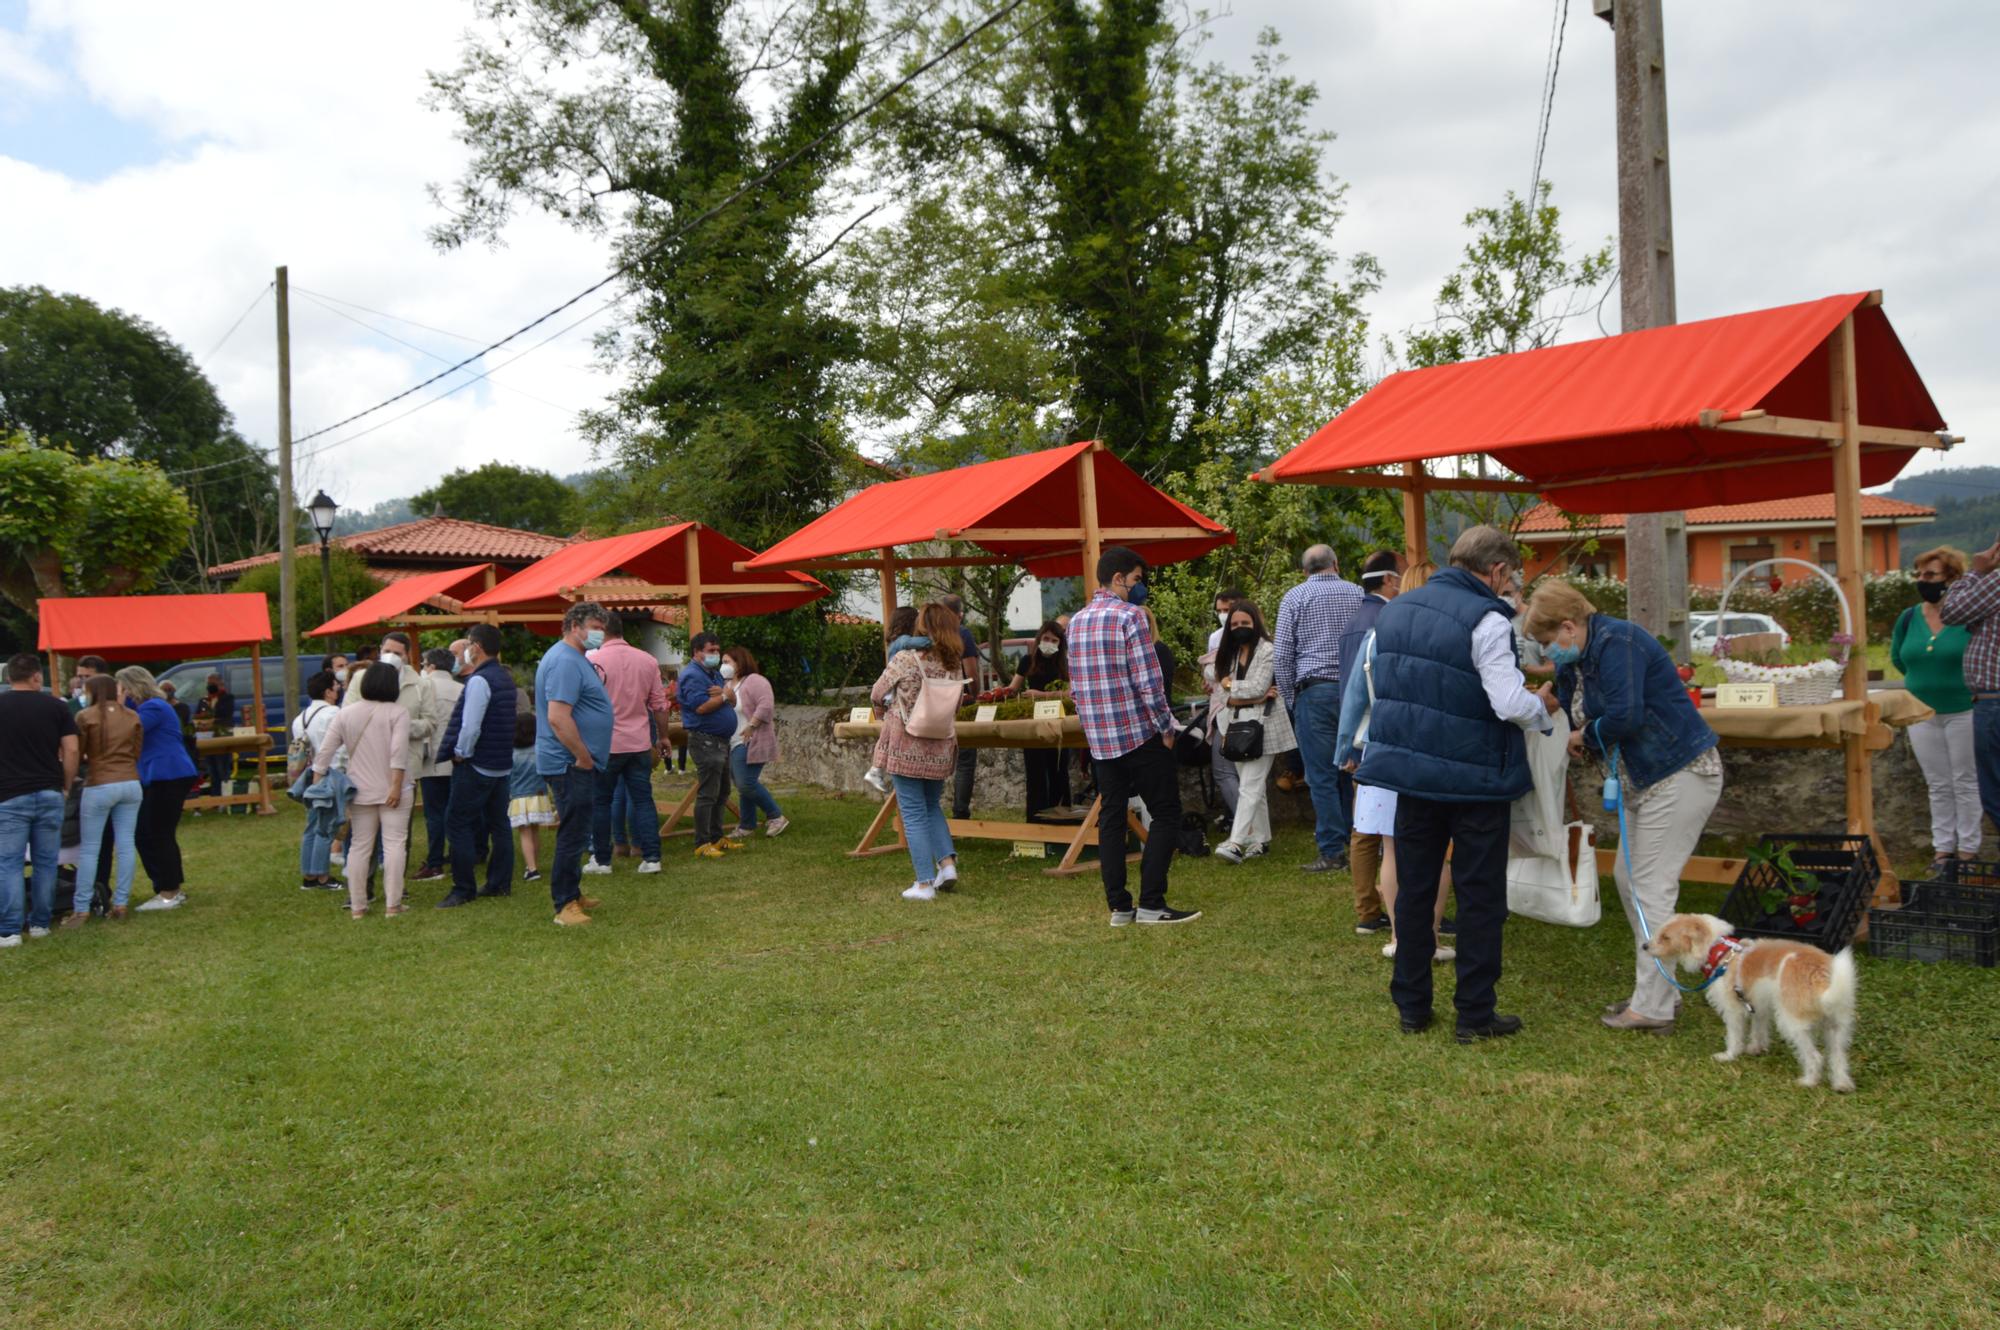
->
[[136, 893, 182, 912], [1434, 945, 1457, 963], [635, 860, 661, 875], [902, 881, 937, 901], [1382, 939, 1397, 958], [27, 926, 50, 939], [765, 816, 789, 838], [0, 934, 19, 948], [935, 861, 958, 889], [1213, 841, 1244, 864], [862, 768, 889, 796], [582, 861, 613, 876]]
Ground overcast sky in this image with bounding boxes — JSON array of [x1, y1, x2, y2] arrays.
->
[[2, 0, 1993, 514]]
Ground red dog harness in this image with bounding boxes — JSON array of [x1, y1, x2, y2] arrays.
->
[[1701, 937, 1745, 981]]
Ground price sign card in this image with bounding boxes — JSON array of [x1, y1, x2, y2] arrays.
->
[[848, 707, 874, 724], [1714, 683, 1779, 709], [1011, 841, 1047, 859], [975, 705, 999, 723], [1033, 700, 1065, 720]]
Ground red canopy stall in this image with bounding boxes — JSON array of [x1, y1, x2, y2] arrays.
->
[[748, 439, 1234, 875], [1258, 290, 1956, 901], [308, 563, 502, 638], [38, 592, 278, 815]]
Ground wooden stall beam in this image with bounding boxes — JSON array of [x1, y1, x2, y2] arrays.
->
[[685, 525, 705, 639], [248, 640, 274, 814], [879, 546, 898, 660], [1540, 443, 1914, 494], [1078, 441, 1103, 593], [559, 582, 807, 600], [1700, 409, 1951, 449], [1290, 468, 1539, 496], [1401, 461, 1432, 589], [936, 525, 1217, 542]]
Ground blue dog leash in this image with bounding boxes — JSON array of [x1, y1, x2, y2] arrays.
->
[[1597, 719, 1729, 996]]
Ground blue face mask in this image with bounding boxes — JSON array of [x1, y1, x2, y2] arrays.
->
[[1547, 640, 1583, 668], [584, 629, 605, 651], [1125, 579, 1150, 607], [703, 653, 721, 670]]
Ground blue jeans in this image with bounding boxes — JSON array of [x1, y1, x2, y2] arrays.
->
[[301, 770, 351, 877], [0, 789, 65, 936], [547, 766, 596, 911], [592, 751, 661, 864], [891, 775, 954, 885], [448, 764, 512, 897], [78, 781, 144, 909], [419, 774, 453, 870], [1974, 698, 2000, 834], [730, 746, 782, 831], [1292, 682, 1352, 860]]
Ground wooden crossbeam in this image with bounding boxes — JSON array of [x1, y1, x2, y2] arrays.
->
[[1699, 409, 1951, 449], [560, 581, 807, 600], [934, 525, 1215, 542], [1538, 443, 1913, 493], [1278, 468, 1540, 495]]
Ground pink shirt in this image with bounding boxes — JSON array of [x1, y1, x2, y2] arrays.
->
[[312, 699, 410, 806], [589, 638, 670, 754]]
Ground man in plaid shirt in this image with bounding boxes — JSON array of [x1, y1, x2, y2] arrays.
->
[[1068, 546, 1200, 926], [1940, 533, 2000, 828]]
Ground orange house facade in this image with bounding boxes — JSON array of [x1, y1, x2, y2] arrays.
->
[[1517, 495, 1935, 588]]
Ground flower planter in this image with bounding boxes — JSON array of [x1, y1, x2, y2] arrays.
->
[[1720, 834, 1878, 951]]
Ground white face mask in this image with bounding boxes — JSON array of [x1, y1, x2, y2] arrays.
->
[[461, 649, 476, 670], [719, 661, 737, 681], [1038, 641, 1058, 657], [380, 652, 403, 670], [334, 668, 348, 683], [1217, 611, 1230, 629]]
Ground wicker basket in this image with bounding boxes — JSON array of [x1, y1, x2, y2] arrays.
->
[[1713, 557, 1853, 707]]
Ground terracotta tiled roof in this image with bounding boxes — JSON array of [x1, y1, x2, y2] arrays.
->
[[208, 516, 574, 578], [1517, 495, 1935, 535]]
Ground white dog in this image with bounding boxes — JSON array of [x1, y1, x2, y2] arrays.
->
[[1644, 913, 1858, 1093]]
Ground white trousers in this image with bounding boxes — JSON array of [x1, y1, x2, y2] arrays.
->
[[1613, 764, 1723, 1021], [1908, 710, 1981, 857], [1226, 754, 1275, 849]]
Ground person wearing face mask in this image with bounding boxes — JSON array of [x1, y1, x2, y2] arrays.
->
[[585, 611, 671, 874], [328, 654, 351, 688], [1199, 589, 1246, 829], [535, 603, 615, 925], [1894, 546, 1978, 873], [1525, 577, 1719, 1035], [677, 630, 739, 859], [1335, 551, 1405, 934], [1210, 599, 1296, 865], [436, 624, 517, 908], [1002, 620, 1073, 821], [725, 645, 788, 839], [1067, 547, 1200, 926], [1274, 545, 1365, 878], [413, 648, 466, 881], [341, 632, 435, 893], [1361, 526, 1558, 1043], [196, 671, 238, 798]]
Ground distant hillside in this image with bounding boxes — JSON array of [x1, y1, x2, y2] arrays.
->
[[1887, 466, 2000, 565]]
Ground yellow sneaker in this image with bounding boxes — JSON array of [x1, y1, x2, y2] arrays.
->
[[718, 838, 748, 852], [553, 901, 592, 927], [694, 842, 725, 859]]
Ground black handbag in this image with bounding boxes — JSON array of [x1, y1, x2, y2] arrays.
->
[[1173, 703, 1213, 767], [1221, 699, 1272, 762]]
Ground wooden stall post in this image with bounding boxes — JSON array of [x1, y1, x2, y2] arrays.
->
[[879, 546, 898, 660], [249, 640, 274, 814], [1078, 443, 1103, 592], [684, 526, 705, 639], [1401, 461, 1431, 589]]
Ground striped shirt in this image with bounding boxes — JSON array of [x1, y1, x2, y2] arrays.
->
[[1068, 589, 1175, 760], [1940, 569, 2000, 692], [1273, 571, 1365, 707]]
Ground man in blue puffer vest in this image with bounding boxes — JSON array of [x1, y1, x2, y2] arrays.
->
[[436, 623, 518, 908], [1358, 526, 1558, 1043]]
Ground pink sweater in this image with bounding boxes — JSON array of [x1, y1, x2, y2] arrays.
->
[[312, 699, 411, 805], [734, 672, 778, 765]]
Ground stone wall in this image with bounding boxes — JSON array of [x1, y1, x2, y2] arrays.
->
[[770, 704, 1937, 859]]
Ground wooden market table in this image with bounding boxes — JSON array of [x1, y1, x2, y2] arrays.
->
[[832, 715, 1146, 877], [185, 731, 277, 815], [1592, 689, 1933, 900]]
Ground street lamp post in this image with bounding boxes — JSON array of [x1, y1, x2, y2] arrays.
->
[[309, 490, 339, 629]]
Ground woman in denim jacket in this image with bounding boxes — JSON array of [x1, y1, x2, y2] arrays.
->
[[1526, 581, 1721, 1035]]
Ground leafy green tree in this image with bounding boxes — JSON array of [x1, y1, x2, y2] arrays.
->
[[0, 285, 279, 588], [409, 462, 579, 534], [231, 545, 385, 650], [0, 433, 196, 618], [427, 0, 865, 551]]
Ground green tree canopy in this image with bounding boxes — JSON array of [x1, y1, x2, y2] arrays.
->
[[0, 285, 278, 588], [0, 432, 196, 617], [409, 462, 580, 535]]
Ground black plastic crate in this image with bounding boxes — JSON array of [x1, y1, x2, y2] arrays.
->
[[1934, 859, 2000, 887], [1901, 874, 2000, 922], [1867, 896, 2000, 966], [1721, 834, 1879, 951]]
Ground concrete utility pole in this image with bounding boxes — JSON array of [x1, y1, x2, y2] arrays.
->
[[275, 265, 300, 723], [1598, 0, 1688, 658]]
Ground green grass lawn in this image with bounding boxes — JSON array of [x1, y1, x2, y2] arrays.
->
[[5, 782, 1998, 1328]]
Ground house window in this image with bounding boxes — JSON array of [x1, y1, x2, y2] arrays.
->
[[1728, 542, 1776, 579], [1818, 540, 1840, 575], [1572, 554, 1611, 579]]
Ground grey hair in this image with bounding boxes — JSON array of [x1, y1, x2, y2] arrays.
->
[[1300, 544, 1339, 574], [115, 665, 160, 700], [1448, 525, 1522, 575], [562, 600, 609, 633]]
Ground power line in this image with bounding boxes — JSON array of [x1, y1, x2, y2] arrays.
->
[[1528, 0, 1570, 205], [288, 0, 1034, 449], [148, 281, 273, 423], [288, 286, 492, 347]]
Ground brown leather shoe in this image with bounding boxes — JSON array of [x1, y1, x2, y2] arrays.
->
[[579, 896, 603, 911], [60, 913, 87, 930], [109, 905, 128, 921], [553, 901, 592, 927]]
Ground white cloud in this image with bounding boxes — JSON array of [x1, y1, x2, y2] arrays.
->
[[1, 0, 1993, 521]]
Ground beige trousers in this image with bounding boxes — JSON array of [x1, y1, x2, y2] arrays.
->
[[345, 786, 413, 914], [1613, 764, 1723, 1020]]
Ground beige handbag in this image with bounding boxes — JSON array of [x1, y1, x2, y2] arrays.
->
[[906, 669, 968, 739]]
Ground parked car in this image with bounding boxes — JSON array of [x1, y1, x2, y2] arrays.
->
[[159, 654, 332, 753], [1689, 612, 1791, 655]]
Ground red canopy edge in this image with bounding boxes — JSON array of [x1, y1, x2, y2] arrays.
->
[[309, 564, 497, 638], [1260, 292, 1949, 514], [466, 522, 828, 618], [746, 440, 1233, 577], [38, 592, 272, 660]]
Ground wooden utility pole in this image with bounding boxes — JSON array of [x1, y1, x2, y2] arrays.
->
[[275, 266, 299, 722], [1599, 0, 1688, 657]]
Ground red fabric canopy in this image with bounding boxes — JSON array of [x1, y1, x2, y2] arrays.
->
[[1261, 293, 1947, 513], [747, 440, 1233, 577], [38, 592, 272, 659], [466, 523, 828, 619], [309, 564, 496, 638]]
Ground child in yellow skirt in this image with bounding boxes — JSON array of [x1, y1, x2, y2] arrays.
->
[[508, 711, 555, 881]]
